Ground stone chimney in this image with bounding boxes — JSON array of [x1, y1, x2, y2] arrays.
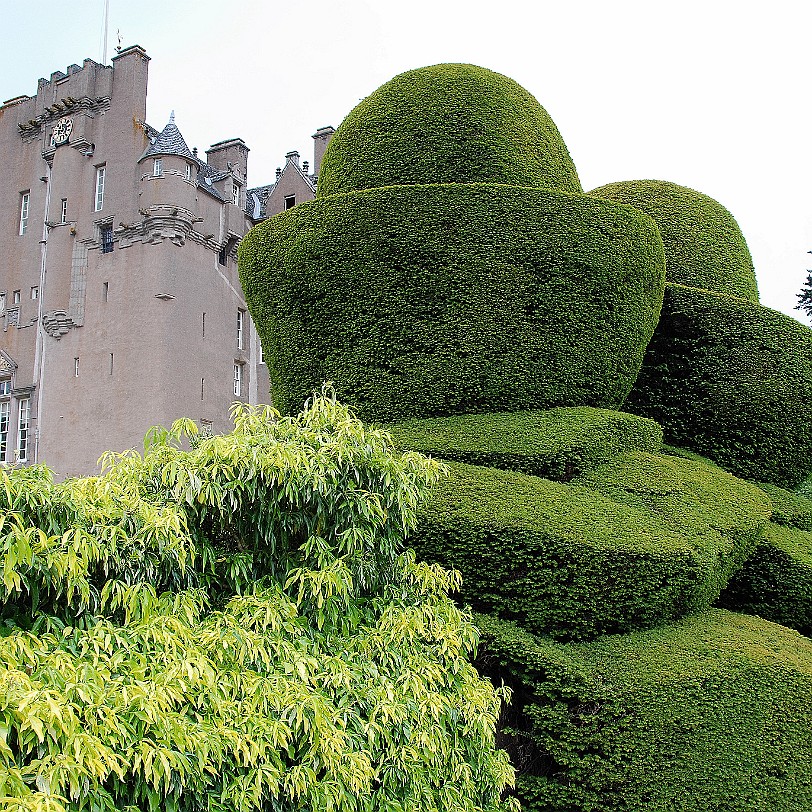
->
[[312, 126, 335, 178], [206, 138, 249, 182]]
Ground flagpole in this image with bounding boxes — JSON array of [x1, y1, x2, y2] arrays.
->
[[102, 0, 110, 63]]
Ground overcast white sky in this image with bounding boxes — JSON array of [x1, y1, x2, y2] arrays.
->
[[3, 0, 810, 323]]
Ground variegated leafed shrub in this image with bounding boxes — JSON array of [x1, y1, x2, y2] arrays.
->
[[0, 390, 517, 812]]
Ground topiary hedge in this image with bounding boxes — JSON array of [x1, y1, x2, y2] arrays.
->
[[408, 457, 768, 640], [626, 283, 812, 488], [591, 179, 760, 301], [475, 609, 812, 812], [317, 63, 582, 197], [574, 450, 771, 553], [719, 522, 812, 636], [239, 184, 665, 422], [756, 482, 812, 531], [386, 407, 663, 481]]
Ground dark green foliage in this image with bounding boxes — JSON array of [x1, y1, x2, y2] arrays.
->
[[574, 451, 771, 555], [592, 179, 760, 301], [626, 283, 812, 488], [475, 610, 812, 812], [409, 456, 769, 640], [719, 523, 812, 636], [317, 64, 582, 197], [386, 407, 662, 481], [797, 268, 812, 319], [756, 482, 812, 531], [239, 184, 665, 422]]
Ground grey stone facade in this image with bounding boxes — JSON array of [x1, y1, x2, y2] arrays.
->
[[0, 46, 333, 477]]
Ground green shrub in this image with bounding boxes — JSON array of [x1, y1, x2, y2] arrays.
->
[[239, 183, 665, 422], [574, 450, 771, 554], [756, 482, 812, 531], [475, 609, 812, 812], [0, 394, 516, 812], [719, 522, 812, 635], [591, 179, 760, 301], [317, 63, 582, 197], [386, 407, 663, 480], [626, 283, 812, 488], [409, 456, 768, 640]]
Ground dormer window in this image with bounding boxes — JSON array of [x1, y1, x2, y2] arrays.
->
[[153, 159, 163, 177]]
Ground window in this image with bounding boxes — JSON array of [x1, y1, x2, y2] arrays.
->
[[30, 287, 38, 300], [202, 312, 206, 338], [0, 293, 5, 313], [232, 183, 240, 207], [259, 342, 264, 364], [153, 158, 163, 177], [103, 282, 109, 302], [185, 163, 193, 181], [13, 291, 20, 305], [60, 198, 68, 224], [17, 398, 30, 462], [284, 195, 295, 210], [201, 377, 205, 400], [74, 357, 79, 377], [218, 246, 228, 266], [0, 379, 10, 396], [0, 400, 8, 462], [237, 309, 245, 350], [233, 363, 242, 397], [109, 353, 114, 375], [100, 224, 113, 254], [19, 192, 30, 235], [94, 166, 106, 212]]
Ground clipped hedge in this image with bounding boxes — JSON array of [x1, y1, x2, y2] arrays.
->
[[409, 458, 768, 640], [574, 450, 771, 553], [719, 522, 812, 636], [756, 482, 812, 531], [591, 179, 760, 301], [626, 283, 812, 488], [475, 609, 812, 812], [239, 184, 665, 422], [317, 63, 582, 197], [386, 407, 663, 480]]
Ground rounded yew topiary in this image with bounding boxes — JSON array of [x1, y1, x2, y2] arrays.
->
[[239, 184, 665, 422], [626, 283, 812, 488], [476, 609, 812, 812], [409, 452, 769, 640], [720, 522, 812, 636], [386, 407, 663, 481], [317, 63, 582, 197], [591, 179, 760, 301]]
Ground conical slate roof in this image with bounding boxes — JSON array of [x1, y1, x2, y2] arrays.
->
[[141, 112, 197, 162]]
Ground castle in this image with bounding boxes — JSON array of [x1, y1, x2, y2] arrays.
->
[[0, 45, 333, 476]]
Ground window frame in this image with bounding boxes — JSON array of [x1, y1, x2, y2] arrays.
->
[[237, 309, 245, 350], [233, 363, 242, 397], [100, 224, 114, 254], [19, 192, 30, 235], [60, 198, 68, 224], [153, 158, 163, 177], [0, 398, 9, 463], [94, 165, 106, 212], [17, 398, 30, 463]]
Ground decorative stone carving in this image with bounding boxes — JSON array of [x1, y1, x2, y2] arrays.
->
[[42, 310, 75, 339]]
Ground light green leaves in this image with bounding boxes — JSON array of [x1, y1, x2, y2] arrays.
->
[[0, 390, 513, 812]]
